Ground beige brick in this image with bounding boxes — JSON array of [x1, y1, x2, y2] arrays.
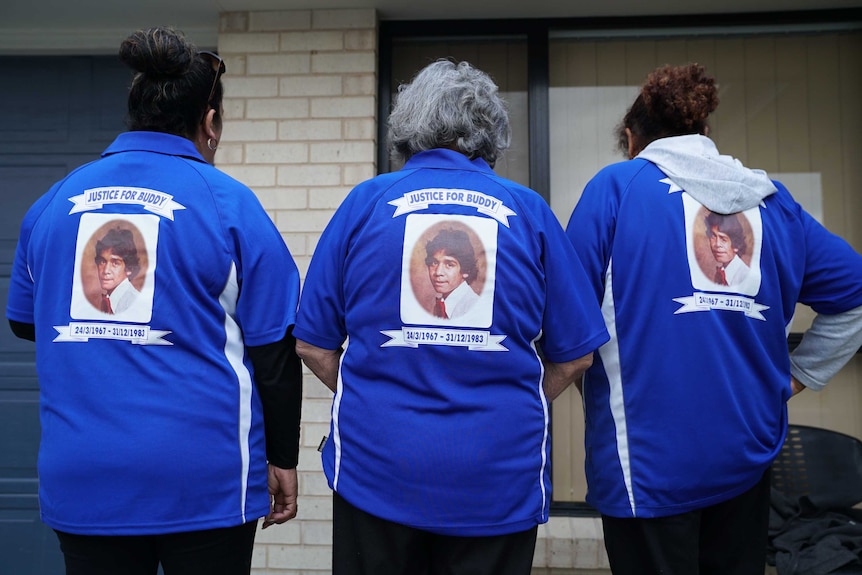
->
[[247, 98, 309, 120], [299, 468, 332, 496], [255, 187, 309, 210], [269, 543, 331, 570], [302, 397, 336, 423], [547, 516, 573, 539], [310, 141, 374, 164], [573, 536, 602, 569], [295, 495, 333, 521], [281, 31, 344, 52], [251, 544, 266, 568], [572, 517, 601, 539], [282, 232, 308, 257], [220, 12, 248, 34], [343, 164, 376, 186], [537, 522, 549, 539], [343, 74, 376, 96], [280, 76, 343, 97], [300, 423, 331, 448], [301, 521, 332, 546], [548, 537, 575, 569], [214, 142, 243, 165], [247, 142, 309, 164], [303, 380, 334, 400], [248, 53, 310, 75], [219, 32, 280, 54], [219, 165, 276, 187], [308, 186, 350, 209], [312, 52, 375, 75], [276, 209, 335, 233], [222, 55, 247, 77], [343, 118, 375, 140], [223, 77, 280, 98], [294, 256, 311, 277], [279, 119, 342, 141], [311, 96, 375, 119], [222, 98, 246, 121], [344, 29, 375, 51], [249, 10, 312, 31], [312, 9, 376, 30], [533, 534, 549, 567], [223, 120, 278, 141], [255, 519, 301, 544], [278, 164, 342, 187]]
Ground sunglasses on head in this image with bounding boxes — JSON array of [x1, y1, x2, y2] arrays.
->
[[199, 50, 226, 109]]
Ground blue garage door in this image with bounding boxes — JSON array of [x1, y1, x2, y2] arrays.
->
[[0, 55, 128, 574]]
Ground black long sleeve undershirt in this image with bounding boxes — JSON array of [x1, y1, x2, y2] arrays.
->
[[246, 325, 303, 469], [9, 319, 36, 342]]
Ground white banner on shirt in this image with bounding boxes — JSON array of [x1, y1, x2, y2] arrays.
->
[[68, 187, 186, 220], [673, 293, 769, 321], [381, 328, 508, 351], [388, 188, 516, 227], [53, 322, 173, 345]]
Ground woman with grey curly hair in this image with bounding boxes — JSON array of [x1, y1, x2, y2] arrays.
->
[[295, 56, 607, 575], [387, 59, 511, 167]]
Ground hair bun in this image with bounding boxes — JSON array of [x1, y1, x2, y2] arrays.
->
[[119, 27, 196, 79]]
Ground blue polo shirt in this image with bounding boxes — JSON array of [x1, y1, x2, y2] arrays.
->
[[7, 131, 300, 534], [294, 149, 608, 536], [566, 158, 862, 518]]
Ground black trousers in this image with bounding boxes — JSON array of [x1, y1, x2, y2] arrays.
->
[[54, 521, 258, 575], [602, 470, 771, 575], [332, 491, 538, 575]]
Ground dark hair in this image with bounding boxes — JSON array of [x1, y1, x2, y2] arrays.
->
[[425, 228, 478, 284], [95, 227, 141, 279], [704, 212, 748, 256], [119, 27, 223, 138], [617, 63, 719, 157], [388, 59, 511, 166]]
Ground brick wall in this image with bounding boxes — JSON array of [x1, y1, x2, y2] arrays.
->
[[215, 8, 607, 573], [216, 8, 377, 573]]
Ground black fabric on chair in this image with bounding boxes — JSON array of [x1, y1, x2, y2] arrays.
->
[[768, 424, 862, 575]]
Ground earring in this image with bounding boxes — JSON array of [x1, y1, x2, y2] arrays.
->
[[207, 138, 218, 151]]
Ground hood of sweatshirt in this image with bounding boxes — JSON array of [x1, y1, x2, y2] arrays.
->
[[636, 134, 777, 214]]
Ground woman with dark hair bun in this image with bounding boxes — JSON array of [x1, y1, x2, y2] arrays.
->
[[118, 26, 226, 162], [7, 26, 303, 574], [565, 63, 862, 574]]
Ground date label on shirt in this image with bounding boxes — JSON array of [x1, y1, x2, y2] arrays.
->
[[381, 328, 508, 351]]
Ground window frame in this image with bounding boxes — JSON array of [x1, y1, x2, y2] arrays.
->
[[378, 8, 862, 515]]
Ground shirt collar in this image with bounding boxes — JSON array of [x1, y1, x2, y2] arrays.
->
[[442, 281, 472, 305], [102, 131, 207, 164], [403, 148, 495, 175]]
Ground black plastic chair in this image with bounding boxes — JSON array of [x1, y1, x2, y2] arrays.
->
[[769, 424, 862, 574], [772, 424, 862, 511]]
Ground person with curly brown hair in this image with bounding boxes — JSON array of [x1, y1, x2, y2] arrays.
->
[[565, 63, 862, 574]]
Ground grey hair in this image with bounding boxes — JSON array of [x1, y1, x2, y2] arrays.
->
[[387, 59, 511, 166]]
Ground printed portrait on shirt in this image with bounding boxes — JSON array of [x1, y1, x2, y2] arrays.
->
[[683, 195, 762, 296], [401, 214, 497, 328], [70, 213, 159, 323]]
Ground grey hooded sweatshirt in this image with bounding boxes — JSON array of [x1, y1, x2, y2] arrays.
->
[[638, 134, 862, 391]]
